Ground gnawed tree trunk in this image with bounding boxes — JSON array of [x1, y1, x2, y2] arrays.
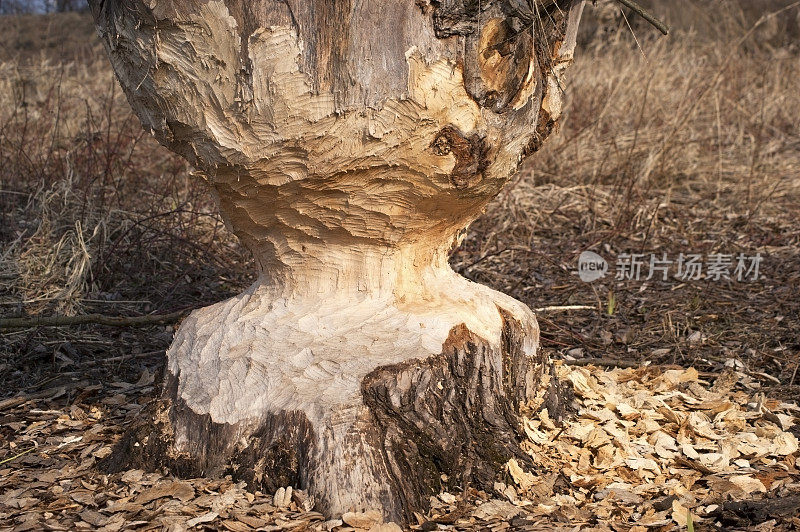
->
[[90, 0, 585, 523]]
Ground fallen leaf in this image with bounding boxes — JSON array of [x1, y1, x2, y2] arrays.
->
[[472, 499, 523, 521], [186, 511, 218, 527], [342, 510, 382, 529], [506, 458, 536, 491], [729, 475, 767, 495], [671, 500, 690, 527], [121, 469, 144, 483], [368, 523, 403, 532], [771, 432, 799, 455], [136, 480, 195, 504]]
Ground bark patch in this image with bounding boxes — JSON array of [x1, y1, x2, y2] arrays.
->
[[361, 309, 561, 522], [100, 376, 317, 496], [431, 126, 489, 188], [428, 0, 572, 113]]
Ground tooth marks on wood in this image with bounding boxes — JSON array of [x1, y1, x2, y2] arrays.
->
[[87, 0, 586, 523], [431, 126, 489, 189], [100, 308, 560, 524]]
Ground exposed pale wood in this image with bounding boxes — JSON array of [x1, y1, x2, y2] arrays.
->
[[88, 0, 585, 523]]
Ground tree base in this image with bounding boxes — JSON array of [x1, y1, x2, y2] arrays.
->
[[103, 279, 567, 523]]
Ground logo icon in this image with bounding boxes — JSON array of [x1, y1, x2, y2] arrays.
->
[[577, 251, 608, 282]]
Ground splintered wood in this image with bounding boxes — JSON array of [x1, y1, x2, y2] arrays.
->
[[1, 364, 797, 531]]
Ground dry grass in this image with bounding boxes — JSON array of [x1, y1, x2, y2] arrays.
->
[[458, 0, 800, 391], [0, 2, 798, 392], [0, 43, 252, 387], [0, 11, 100, 63]]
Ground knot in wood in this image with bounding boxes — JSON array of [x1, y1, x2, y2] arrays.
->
[[431, 126, 489, 189]]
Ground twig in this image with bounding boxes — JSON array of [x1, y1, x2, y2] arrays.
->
[[533, 305, 595, 313], [613, 0, 670, 35], [0, 310, 187, 330], [0, 380, 89, 410], [565, 358, 644, 368], [0, 446, 36, 466], [749, 371, 782, 385], [82, 350, 165, 368]]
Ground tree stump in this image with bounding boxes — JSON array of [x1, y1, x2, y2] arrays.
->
[[90, 0, 585, 522]]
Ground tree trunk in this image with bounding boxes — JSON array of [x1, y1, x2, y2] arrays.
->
[[89, 0, 585, 523]]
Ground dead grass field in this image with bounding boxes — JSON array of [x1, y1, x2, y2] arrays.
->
[[464, 0, 800, 392], [1, 2, 799, 530]]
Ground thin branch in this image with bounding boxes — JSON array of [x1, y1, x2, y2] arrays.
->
[[0, 310, 187, 330], [82, 349, 165, 367], [0, 380, 89, 410], [0, 446, 36, 466], [614, 0, 670, 36], [565, 358, 644, 368], [533, 305, 595, 313]]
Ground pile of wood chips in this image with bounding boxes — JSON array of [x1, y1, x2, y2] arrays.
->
[[1, 363, 798, 531], [484, 363, 800, 531]]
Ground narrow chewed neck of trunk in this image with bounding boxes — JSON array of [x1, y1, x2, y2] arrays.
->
[[220, 235, 528, 356], [249, 242, 458, 300]]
